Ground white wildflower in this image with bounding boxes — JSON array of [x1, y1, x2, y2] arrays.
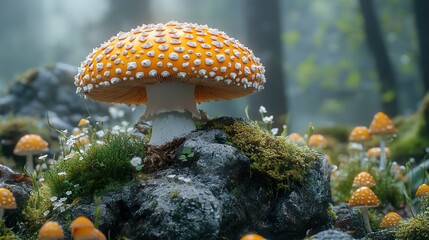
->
[[271, 128, 279, 135], [259, 106, 267, 114], [43, 210, 50, 217], [96, 130, 105, 138], [58, 172, 67, 176], [130, 157, 142, 167], [66, 191, 72, 196], [38, 154, 48, 161], [50, 196, 58, 202], [79, 156, 84, 161], [59, 197, 67, 202], [262, 116, 273, 123], [39, 178, 45, 182], [60, 206, 66, 212]]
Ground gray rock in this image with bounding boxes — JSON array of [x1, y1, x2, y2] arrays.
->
[[312, 229, 353, 240], [68, 127, 333, 239], [334, 203, 366, 238]]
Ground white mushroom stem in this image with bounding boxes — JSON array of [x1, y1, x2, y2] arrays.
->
[[144, 82, 200, 145], [379, 136, 386, 170], [25, 154, 34, 174], [360, 208, 372, 233]]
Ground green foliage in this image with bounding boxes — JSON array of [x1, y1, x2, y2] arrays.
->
[[44, 132, 146, 199], [331, 159, 362, 202], [373, 169, 404, 208], [395, 215, 429, 240], [0, 218, 19, 240], [22, 185, 52, 234], [213, 120, 318, 191], [178, 147, 195, 162]]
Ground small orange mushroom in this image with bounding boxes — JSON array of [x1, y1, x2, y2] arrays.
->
[[13, 134, 49, 173], [416, 183, 429, 197], [366, 147, 390, 158], [369, 112, 396, 170], [349, 126, 372, 142], [240, 233, 266, 240], [287, 133, 305, 146], [379, 212, 402, 228], [352, 172, 376, 188], [70, 216, 106, 240], [349, 187, 380, 233], [308, 134, 327, 148], [38, 221, 64, 240], [0, 188, 17, 219]]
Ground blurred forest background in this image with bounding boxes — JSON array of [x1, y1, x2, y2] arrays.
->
[[0, 0, 427, 131]]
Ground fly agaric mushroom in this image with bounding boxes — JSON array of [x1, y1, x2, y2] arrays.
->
[[379, 212, 402, 229], [13, 134, 49, 173], [349, 126, 372, 166], [0, 188, 17, 219], [38, 221, 65, 240], [308, 134, 328, 148], [240, 233, 266, 240], [352, 171, 376, 188], [369, 112, 396, 170], [348, 186, 380, 233], [74, 21, 266, 145], [415, 183, 429, 197], [366, 147, 390, 159]]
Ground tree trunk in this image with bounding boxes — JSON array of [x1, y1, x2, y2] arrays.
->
[[413, 0, 429, 93], [359, 0, 399, 116], [244, 0, 287, 126]]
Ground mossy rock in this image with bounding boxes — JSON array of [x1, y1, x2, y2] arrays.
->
[[390, 92, 429, 163]]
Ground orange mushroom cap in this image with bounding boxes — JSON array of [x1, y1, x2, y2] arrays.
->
[[72, 227, 98, 240], [78, 119, 90, 127], [240, 233, 266, 240], [0, 188, 16, 210], [308, 134, 328, 148], [70, 216, 95, 235], [349, 126, 372, 142], [352, 172, 376, 188], [369, 112, 396, 135], [94, 228, 106, 240], [366, 147, 390, 158], [38, 221, 64, 240], [348, 186, 380, 208], [287, 133, 305, 145], [415, 183, 429, 197], [74, 21, 266, 105], [379, 212, 402, 228], [13, 134, 49, 156]]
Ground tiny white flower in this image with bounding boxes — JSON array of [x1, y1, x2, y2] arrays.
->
[[66, 191, 72, 196], [50, 196, 58, 202], [43, 210, 50, 217], [96, 130, 105, 138], [79, 156, 84, 161], [39, 178, 45, 182], [58, 172, 67, 176], [59, 197, 67, 202], [130, 157, 142, 167], [38, 154, 48, 161], [60, 206, 66, 212], [61, 129, 68, 135], [271, 128, 279, 135], [262, 116, 273, 123], [259, 106, 267, 114]]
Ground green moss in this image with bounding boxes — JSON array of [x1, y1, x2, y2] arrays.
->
[[0, 219, 20, 240], [170, 189, 180, 199], [373, 169, 404, 208], [22, 185, 52, 235], [45, 132, 146, 199], [0, 115, 48, 140], [212, 120, 318, 191], [396, 215, 429, 240]]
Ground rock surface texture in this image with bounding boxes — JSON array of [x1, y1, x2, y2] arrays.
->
[[67, 128, 333, 239]]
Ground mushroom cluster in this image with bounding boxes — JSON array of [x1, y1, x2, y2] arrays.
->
[[74, 21, 266, 145]]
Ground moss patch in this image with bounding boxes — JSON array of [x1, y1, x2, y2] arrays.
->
[[396, 215, 429, 240], [208, 119, 318, 191]]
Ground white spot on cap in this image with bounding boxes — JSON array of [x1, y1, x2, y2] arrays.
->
[[216, 54, 225, 63], [147, 50, 155, 57], [169, 53, 179, 61], [215, 76, 223, 81], [149, 69, 157, 77], [205, 59, 214, 65], [114, 59, 121, 65], [136, 72, 144, 78], [182, 62, 190, 68], [235, 63, 242, 70], [127, 62, 137, 70], [201, 43, 211, 49], [244, 66, 251, 75], [194, 59, 201, 66], [161, 71, 171, 77], [170, 39, 181, 45], [230, 72, 237, 79], [96, 63, 104, 72], [158, 54, 165, 59], [187, 41, 197, 48], [174, 47, 185, 53], [183, 54, 190, 60], [141, 59, 151, 67], [177, 72, 187, 78], [111, 77, 120, 84], [220, 66, 227, 73], [154, 37, 166, 43], [115, 68, 122, 74], [225, 79, 232, 84], [158, 44, 169, 51], [212, 41, 223, 48], [198, 69, 206, 76], [141, 42, 153, 49], [104, 71, 111, 77], [125, 43, 134, 50], [117, 41, 125, 48], [209, 71, 216, 77], [138, 36, 147, 42], [157, 61, 163, 67]]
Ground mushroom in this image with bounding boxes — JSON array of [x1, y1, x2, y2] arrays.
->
[[379, 212, 402, 229], [13, 134, 49, 173], [369, 112, 396, 170], [348, 186, 380, 233], [240, 233, 266, 240], [415, 183, 429, 197], [366, 147, 390, 163], [78, 118, 90, 127], [349, 126, 372, 166], [38, 221, 64, 240], [287, 132, 306, 146], [70, 216, 105, 240], [307, 134, 328, 148], [0, 188, 17, 219], [352, 171, 376, 188], [74, 21, 266, 145]]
